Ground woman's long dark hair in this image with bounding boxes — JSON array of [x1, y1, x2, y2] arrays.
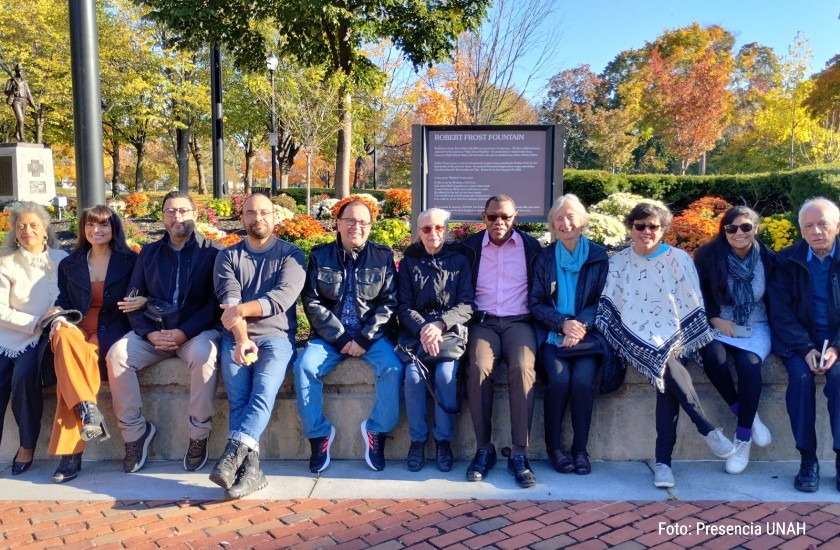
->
[[76, 205, 136, 257]]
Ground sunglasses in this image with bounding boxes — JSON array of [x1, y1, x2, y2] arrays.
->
[[420, 224, 445, 234], [724, 223, 754, 234], [485, 213, 514, 222], [632, 223, 661, 232]]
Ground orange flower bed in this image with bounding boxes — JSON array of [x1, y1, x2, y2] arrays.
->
[[331, 195, 380, 221], [0, 211, 9, 232], [219, 233, 243, 247], [124, 192, 151, 218], [274, 215, 327, 242], [382, 189, 411, 218], [664, 196, 732, 255]]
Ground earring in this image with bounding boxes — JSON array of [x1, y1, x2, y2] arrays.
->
[[14, 238, 19, 248]]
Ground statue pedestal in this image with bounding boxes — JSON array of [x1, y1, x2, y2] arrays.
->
[[0, 142, 56, 206]]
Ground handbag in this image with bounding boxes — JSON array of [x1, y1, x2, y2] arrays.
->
[[551, 333, 603, 359], [395, 324, 468, 365], [144, 298, 179, 330], [38, 309, 84, 388], [396, 343, 461, 415]]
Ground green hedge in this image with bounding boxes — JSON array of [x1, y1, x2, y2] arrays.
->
[[563, 165, 840, 215], [253, 187, 387, 205]]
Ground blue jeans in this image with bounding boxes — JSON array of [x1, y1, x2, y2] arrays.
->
[[0, 345, 42, 450], [220, 335, 295, 450], [404, 359, 458, 442], [782, 353, 840, 454], [294, 337, 403, 438]]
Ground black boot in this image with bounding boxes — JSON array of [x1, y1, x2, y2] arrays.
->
[[78, 401, 110, 442], [225, 449, 267, 499], [52, 453, 82, 484], [210, 439, 250, 489]]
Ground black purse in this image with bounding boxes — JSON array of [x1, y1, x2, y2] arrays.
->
[[395, 324, 468, 365], [144, 298, 179, 330]]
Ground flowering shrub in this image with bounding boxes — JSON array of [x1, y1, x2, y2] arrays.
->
[[195, 222, 225, 241], [759, 213, 799, 251], [107, 199, 126, 217], [219, 233, 243, 247], [331, 194, 380, 221], [296, 234, 336, 261], [194, 204, 219, 226], [274, 215, 327, 243], [591, 192, 647, 219], [449, 222, 483, 242], [273, 205, 296, 225], [583, 212, 628, 247], [272, 193, 297, 212], [207, 198, 233, 218], [123, 218, 150, 253], [311, 198, 339, 220], [230, 193, 249, 219], [123, 192, 151, 218], [664, 197, 732, 255], [149, 200, 163, 221], [381, 189, 411, 218], [0, 210, 9, 243], [369, 218, 411, 250]]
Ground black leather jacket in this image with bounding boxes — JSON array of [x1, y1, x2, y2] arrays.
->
[[302, 236, 398, 350]]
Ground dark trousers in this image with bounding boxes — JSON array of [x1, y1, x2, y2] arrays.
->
[[467, 316, 536, 455], [0, 346, 43, 450], [699, 339, 763, 430], [782, 353, 840, 454], [655, 354, 715, 465], [540, 343, 598, 454]]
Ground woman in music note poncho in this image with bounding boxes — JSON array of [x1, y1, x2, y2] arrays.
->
[[596, 201, 735, 489]]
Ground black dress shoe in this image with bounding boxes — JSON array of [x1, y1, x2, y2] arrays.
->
[[549, 449, 575, 473], [574, 451, 592, 475], [12, 451, 33, 476], [466, 448, 497, 482], [794, 460, 819, 493], [52, 453, 82, 484], [507, 454, 537, 488]]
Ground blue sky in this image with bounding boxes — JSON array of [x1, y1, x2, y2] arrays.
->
[[527, 0, 837, 95]]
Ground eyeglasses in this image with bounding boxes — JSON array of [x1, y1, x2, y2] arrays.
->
[[245, 209, 272, 218], [724, 223, 754, 234], [420, 225, 445, 234], [340, 218, 371, 228], [484, 213, 514, 222], [163, 207, 194, 217], [632, 223, 661, 232]]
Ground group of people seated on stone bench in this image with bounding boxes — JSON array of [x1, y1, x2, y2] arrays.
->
[[0, 189, 838, 499]]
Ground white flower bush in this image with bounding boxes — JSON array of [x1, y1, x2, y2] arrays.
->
[[273, 205, 296, 225], [584, 212, 628, 247], [194, 221, 226, 240], [591, 192, 647, 219], [311, 198, 339, 220], [107, 199, 126, 217], [538, 232, 552, 246]]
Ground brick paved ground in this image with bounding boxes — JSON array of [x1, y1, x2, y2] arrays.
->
[[1, 499, 837, 549]]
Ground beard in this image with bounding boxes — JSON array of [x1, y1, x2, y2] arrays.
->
[[247, 221, 272, 239], [166, 219, 195, 240]]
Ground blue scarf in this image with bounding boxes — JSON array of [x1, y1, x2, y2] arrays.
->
[[547, 237, 589, 346], [727, 243, 759, 326]]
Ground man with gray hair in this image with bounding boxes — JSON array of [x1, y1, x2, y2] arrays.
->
[[770, 197, 840, 493]]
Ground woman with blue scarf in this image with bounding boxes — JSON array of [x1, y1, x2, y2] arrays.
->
[[529, 195, 608, 475], [694, 206, 776, 474]]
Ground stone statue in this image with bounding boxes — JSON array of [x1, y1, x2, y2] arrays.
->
[[4, 63, 37, 142]]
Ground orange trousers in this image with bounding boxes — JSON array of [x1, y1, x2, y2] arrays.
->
[[48, 327, 100, 455]]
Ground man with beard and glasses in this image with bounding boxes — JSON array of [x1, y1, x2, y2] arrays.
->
[[209, 194, 305, 498], [107, 191, 222, 474]]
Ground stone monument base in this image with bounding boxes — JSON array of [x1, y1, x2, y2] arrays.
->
[[0, 142, 56, 206]]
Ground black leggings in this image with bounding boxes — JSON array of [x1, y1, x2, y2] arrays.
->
[[540, 344, 598, 454], [655, 354, 716, 466], [699, 339, 763, 430]]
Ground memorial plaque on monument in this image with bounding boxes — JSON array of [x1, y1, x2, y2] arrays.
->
[[0, 143, 56, 205]]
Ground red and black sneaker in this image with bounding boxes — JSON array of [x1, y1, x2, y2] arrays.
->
[[361, 420, 388, 471], [308, 425, 336, 473]]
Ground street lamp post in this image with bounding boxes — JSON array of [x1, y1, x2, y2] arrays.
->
[[266, 52, 279, 196]]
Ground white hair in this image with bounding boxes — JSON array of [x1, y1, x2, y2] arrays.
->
[[798, 197, 840, 227], [547, 194, 589, 241]]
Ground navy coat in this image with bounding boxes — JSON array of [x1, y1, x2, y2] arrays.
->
[[55, 248, 137, 371]]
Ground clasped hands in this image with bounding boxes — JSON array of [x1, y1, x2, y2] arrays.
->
[[418, 320, 446, 357], [561, 318, 587, 348]]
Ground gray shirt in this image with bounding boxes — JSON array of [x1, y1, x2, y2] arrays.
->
[[214, 237, 306, 341]]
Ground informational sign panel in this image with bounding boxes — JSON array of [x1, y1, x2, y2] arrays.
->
[[411, 125, 563, 223]]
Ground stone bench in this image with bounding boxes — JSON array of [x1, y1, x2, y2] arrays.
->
[[1, 353, 833, 462]]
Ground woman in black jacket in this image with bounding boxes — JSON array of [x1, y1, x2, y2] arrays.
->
[[694, 206, 775, 475], [397, 208, 474, 473], [46, 205, 145, 483], [529, 194, 608, 475]]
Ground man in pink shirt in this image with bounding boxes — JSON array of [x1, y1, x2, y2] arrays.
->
[[459, 195, 543, 488]]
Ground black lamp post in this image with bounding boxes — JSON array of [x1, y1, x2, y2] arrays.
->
[[266, 52, 278, 196]]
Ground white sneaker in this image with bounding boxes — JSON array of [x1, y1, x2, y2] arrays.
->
[[726, 438, 751, 474], [751, 413, 772, 447], [704, 428, 736, 458], [653, 463, 675, 488]]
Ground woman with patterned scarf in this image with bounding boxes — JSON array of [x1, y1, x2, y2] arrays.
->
[[596, 201, 735, 489], [693, 206, 776, 474]]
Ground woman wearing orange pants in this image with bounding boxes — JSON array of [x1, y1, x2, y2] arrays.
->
[[46, 205, 144, 483]]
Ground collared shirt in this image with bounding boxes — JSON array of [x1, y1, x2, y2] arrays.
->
[[475, 230, 529, 316], [807, 241, 836, 341]]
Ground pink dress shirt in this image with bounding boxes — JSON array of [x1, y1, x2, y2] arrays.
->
[[475, 230, 530, 316]]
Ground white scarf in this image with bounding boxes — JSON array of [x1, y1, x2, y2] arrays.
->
[[596, 245, 712, 392]]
